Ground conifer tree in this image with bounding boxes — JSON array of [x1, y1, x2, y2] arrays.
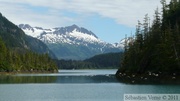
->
[[143, 14, 150, 42]]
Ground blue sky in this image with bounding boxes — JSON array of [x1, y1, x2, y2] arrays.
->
[[0, 0, 170, 43]]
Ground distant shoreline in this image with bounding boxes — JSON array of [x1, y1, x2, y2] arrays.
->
[[0, 70, 58, 75]]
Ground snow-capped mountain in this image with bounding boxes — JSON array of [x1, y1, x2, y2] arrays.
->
[[19, 24, 106, 45], [19, 24, 123, 60]]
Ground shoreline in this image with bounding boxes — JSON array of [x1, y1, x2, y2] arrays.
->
[[0, 70, 58, 75], [116, 71, 180, 85]]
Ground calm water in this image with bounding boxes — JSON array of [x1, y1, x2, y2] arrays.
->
[[0, 69, 180, 101]]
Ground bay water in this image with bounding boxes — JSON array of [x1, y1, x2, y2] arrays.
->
[[0, 69, 180, 101]]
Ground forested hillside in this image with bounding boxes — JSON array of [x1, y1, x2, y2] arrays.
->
[[0, 13, 56, 58], [116, 0, 180, 84], [0, 13, 58, 73], [0, 37, 57, 72], [19, 24, 123, 60], [84, 52, 123, 68], [55, 52, 123, 69]]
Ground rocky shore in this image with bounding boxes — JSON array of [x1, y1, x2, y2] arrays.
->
[[116, 71, 180, 85]]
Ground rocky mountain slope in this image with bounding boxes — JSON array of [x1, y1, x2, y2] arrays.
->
[[0, 13, 56, 58], [19, 24, 123, 60]]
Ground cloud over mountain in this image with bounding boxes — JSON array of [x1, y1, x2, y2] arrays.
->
[[0, 0, 170, 28]]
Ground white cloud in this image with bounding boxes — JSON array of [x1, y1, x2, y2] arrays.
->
[[0, 0, 171, 28], [0, 1, 76, 28]]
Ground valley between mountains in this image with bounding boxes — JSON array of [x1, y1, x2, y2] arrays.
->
[[19, 24, 123, 60]]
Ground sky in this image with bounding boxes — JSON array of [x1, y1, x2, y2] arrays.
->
[[0, 0, 171, 43]]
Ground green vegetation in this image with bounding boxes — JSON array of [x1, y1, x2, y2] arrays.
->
[[0, 12, 123, 72], [0, 13, 58, 73], [0, 13, 56, 59], [55, 52, 123, 69], [116, 0, 180, 84], [0, 37, 58, 72], [0, 75, 57, 83], [84, 52, 123, 68]]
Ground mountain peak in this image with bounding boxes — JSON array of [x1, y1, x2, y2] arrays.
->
[[19, 24, 32, 29], [19, 24, 123, 59], [67, 24, 98, 38], [49, 24, 98, 39], [71, 24, 79, 28]]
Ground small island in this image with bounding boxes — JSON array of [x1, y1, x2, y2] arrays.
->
[[116, 0, 180, 84]]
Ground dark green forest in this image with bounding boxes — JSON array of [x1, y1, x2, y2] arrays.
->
[[116, 0, 180, 84], [0, 13, 58, 73], [55, 52, 123, 69], [0, 37, 57, 72], [0, 12, 123, 72]]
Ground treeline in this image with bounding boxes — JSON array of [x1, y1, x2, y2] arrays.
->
[[118, 0, 180, 73], [0, 13, 58, 73], [55, 60, 95, 69], [55, 52, 123, 69], [0, 37, 58, 72], [84, 52, 123, 68]]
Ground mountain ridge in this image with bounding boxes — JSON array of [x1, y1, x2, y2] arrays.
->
[[19, 24, 123, 60], [0, 13, 56, 59]]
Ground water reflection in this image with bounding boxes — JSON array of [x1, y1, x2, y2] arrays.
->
[[55, 75, 118, 83], [0, 70, 118, 84], [0, 75, 57, 84]]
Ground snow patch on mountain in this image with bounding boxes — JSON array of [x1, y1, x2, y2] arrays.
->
[[19, 24, 114, 46], [19, 24, 123, 60], [69, 29, 100, 42]]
